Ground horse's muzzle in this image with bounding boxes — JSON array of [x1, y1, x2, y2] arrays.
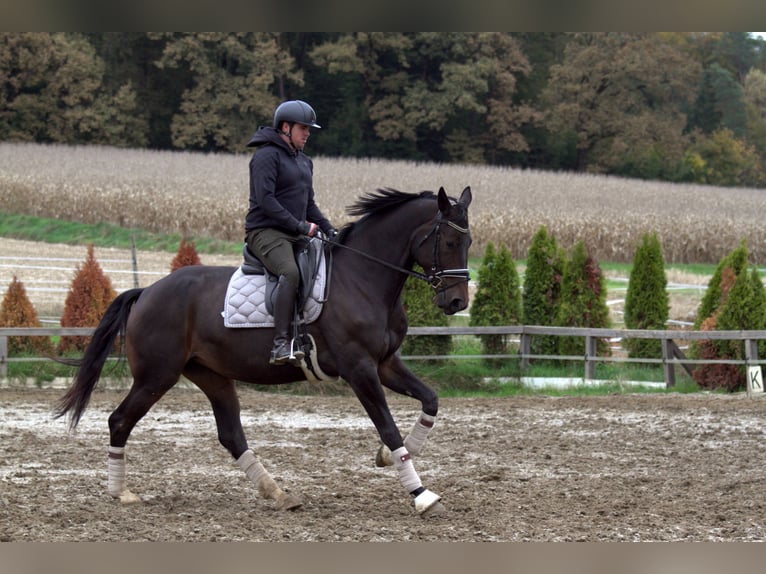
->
[[434, 283, 469, 315]]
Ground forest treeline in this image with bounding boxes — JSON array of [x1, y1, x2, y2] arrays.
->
[[3, 32, 766, 187]]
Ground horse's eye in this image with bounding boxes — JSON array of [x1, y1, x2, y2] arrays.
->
[[446, 241, 455, 248]]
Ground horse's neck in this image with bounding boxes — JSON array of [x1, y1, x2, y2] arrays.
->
[[339, 207, 431, 302]]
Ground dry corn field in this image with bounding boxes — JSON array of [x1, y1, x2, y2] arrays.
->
[[3, 142, 766, 264]]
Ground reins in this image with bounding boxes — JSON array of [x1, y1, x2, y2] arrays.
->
[[314, 212, 470, 291]]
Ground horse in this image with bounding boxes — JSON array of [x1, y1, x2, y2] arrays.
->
[[55, 186, 473, 516]]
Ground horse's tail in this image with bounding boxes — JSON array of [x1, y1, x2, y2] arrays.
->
[[54, 288, 144, 430]]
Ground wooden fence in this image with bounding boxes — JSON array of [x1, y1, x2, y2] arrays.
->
[[2, 325, 766, 390]]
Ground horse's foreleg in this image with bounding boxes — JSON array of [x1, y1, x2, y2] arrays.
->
[[375, 412, 436, 466], [346, 362, 444, 516], [389, 446, 443, 515], [376, 356, 439, 466]]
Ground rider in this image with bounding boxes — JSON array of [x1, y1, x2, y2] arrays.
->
[[244, 100, 338, 366]]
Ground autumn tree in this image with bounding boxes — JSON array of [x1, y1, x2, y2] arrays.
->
[[310, 32, 538, 163], [58, 244, 117, 353], [744, 68, 766, 159], [170, 237, 202, 272], [543, 33, 700, 177], [150, 32, 300, 151], [0, 276, 54, 355], [0, 32, 147, 146]]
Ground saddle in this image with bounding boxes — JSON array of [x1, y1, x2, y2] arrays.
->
[[222, 238, 328, 329], [240, 238, 323, 317]]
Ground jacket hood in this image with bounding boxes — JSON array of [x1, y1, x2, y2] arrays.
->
[[246, 126, 288, 149]]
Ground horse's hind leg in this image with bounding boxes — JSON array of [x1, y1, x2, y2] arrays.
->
[[183, 362, 302, 510], [107, 377, 178, 503], [375, 354, 439, 466]]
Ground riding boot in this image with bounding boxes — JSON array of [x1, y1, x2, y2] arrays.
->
[[269, 277, 304, 366]]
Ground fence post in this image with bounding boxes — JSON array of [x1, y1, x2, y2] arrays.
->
[[131, 235, 139, 289], [519, 332, 531, 370], [661, 339, 676, 388], [0, 335, 7, 378], [584, 335, 596, 380]]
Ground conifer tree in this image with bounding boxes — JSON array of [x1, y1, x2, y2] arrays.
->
[[401, 264, 452, 357], [469, 242, 522, 363], [522, 226, 565, 359], [749, 267, 766, 359], [556, 241, 611, 357], [0, 276, 54, 355], [59, 244, 117, 353], [693, 240, 749, 330], [695, 263, 766, 392], [170, 237, 202, 272], [624, 232, 669, 358]]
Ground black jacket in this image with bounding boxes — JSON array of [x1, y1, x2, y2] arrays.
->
[[244, 126, 332, 235]]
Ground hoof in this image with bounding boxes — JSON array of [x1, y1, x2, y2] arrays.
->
[[375, 444, 393, 467], [276, 494, 303, 511], [420, 500, 446, 519], [413, 489, 442, 516], [118, 490, 142, 505]]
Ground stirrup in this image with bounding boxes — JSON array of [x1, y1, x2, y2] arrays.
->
[[269, 339, 305, 366]]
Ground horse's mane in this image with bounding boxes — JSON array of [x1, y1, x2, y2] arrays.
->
[[336, 188, 435, 243], [346, 188, 435, 219]]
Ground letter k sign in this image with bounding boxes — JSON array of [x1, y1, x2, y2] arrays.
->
[[748, 366, 763, 394]]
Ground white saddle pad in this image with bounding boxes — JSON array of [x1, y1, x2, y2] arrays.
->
[[222, 254, 328, 328]]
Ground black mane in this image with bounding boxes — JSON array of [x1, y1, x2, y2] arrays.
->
[[346, 188, 435, 219], [336, 188, 435, 244]]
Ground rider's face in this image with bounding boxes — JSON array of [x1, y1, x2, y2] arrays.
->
[[286, 123, 311, 151]]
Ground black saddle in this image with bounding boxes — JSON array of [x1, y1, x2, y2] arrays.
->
[[240, 239, 323, 316]]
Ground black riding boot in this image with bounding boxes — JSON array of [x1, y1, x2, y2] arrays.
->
[[269, 277, 304, 365]]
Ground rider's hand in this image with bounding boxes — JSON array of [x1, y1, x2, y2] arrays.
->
[[298, 222, 317, 237]]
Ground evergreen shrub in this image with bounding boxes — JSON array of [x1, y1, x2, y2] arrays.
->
[[556, 241, 611, 357], [624, 232, 669, 358], [469, 242, 521, 365], [401, 265, 452, 357], [522, 226, 565, 360], [170, 237, 202, 272], [58, 244, 117, 353], [0, 276, 54, 355]]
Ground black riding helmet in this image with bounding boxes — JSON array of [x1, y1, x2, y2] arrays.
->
[[273, 100, 321, 129]]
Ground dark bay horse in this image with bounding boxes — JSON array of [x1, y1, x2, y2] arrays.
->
[[55, 186, 472, 516]]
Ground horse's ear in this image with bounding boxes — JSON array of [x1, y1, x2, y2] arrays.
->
[[458, 186, 472, 208], [437, 187, 451, 214]]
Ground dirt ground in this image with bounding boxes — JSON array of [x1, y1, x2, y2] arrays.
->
[[1, 385, 765, 542]]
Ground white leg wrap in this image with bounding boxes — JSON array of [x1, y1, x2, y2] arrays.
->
[[391, 446, 422, 494], [107, 446, 126, 498], [403, 412, 436, 456], [237, 449, 268, 483], [237, 449, 281, 500]]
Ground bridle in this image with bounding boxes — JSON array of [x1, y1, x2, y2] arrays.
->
[[315, 211, 471, 292], [414, 212, 471, 292]]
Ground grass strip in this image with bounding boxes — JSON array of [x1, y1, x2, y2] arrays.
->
[[0, 212, 242, 255]]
